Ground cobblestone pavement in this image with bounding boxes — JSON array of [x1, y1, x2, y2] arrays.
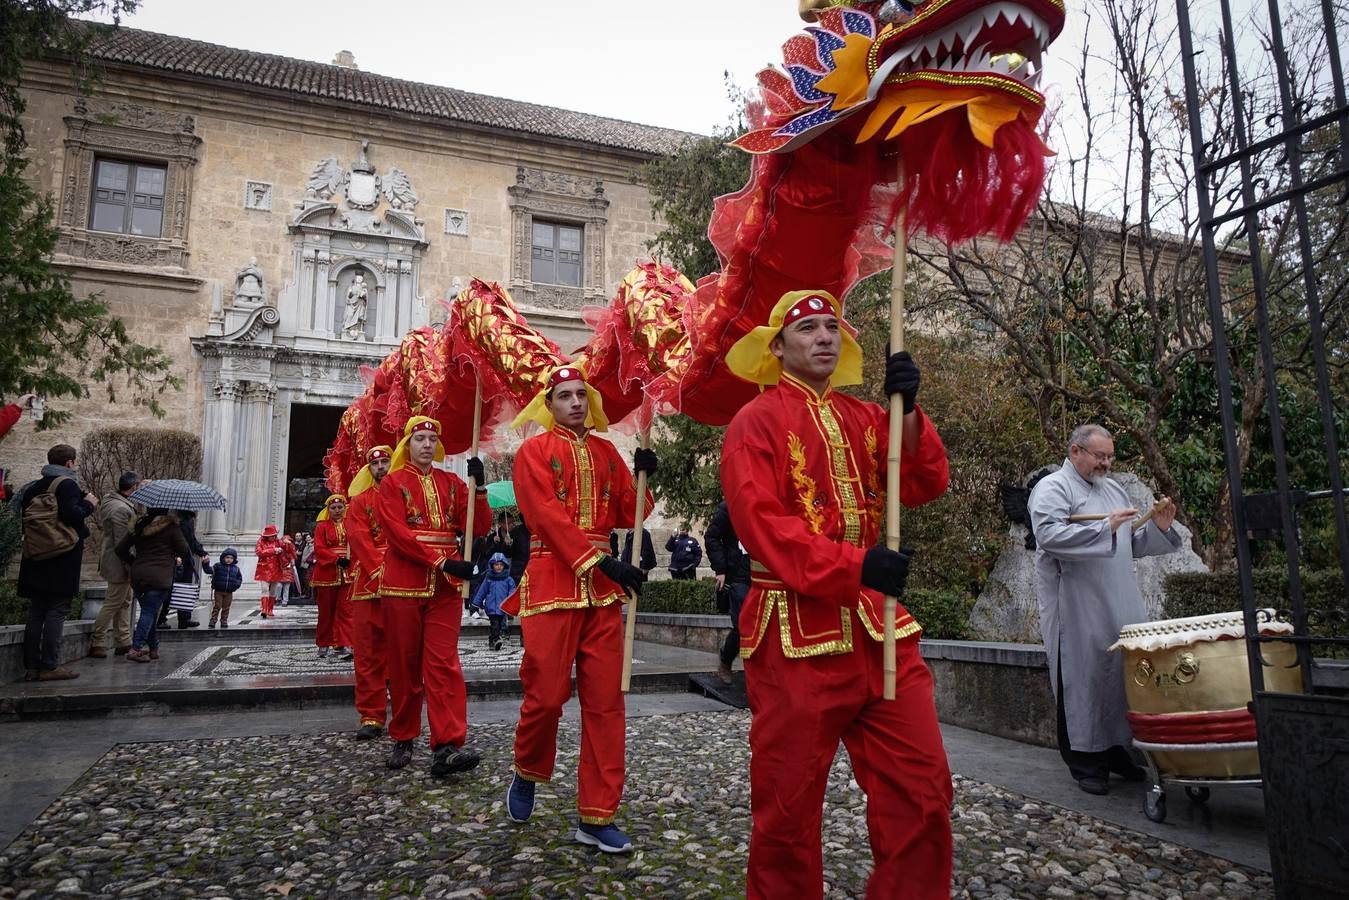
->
[[0, 709, 1272, 899]]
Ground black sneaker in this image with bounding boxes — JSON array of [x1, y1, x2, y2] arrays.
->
[[356, 723, 383, 741], [430, 745, 481, 778], [386, 740, 415, 770]]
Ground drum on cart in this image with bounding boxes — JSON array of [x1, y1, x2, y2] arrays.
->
[[1109, 609, 1299, 821]]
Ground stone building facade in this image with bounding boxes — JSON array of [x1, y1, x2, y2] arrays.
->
[[11, 26, 693, 583]]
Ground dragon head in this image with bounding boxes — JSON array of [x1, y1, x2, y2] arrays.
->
[[737, 0, 1066, 241]]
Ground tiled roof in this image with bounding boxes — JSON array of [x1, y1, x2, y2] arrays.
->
[[78, 23, 700, 157]]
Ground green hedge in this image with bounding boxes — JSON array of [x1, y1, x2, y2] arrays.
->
[[639, 578, 719, 615], [905, 588, 974, 641], [1163, 568, 1346, 635]]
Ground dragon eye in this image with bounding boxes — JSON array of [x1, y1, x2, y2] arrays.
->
[[877, 0, 921, 24]]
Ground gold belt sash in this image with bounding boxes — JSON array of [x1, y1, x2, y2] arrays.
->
[[530, 535, 611, 555], [414, 534, 457, 545]]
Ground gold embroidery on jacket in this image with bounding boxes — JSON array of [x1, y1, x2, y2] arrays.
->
[[787, 432, 824, 535], [420, 473, 444, 531], [817, 401, 862, 546]]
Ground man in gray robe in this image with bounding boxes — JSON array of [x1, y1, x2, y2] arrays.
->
[[1028, 423, 1181, 795]]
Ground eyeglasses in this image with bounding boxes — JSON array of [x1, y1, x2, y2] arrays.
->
[[1074, 445, 1115, 463]]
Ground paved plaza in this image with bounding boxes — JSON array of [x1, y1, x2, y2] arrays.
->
[[0, 613, 1276, 898]]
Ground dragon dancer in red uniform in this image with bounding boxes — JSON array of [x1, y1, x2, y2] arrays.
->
[[376, 416, 490, 775], [311, 494, 354, 660], [720, 290, 953, 899], [501, 365, 655, 855], [344, 443, 393, 740]]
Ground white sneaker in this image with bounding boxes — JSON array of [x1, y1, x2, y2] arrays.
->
[[317, 647, 329, 658]]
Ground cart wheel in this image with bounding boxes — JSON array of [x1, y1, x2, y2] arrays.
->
[[1144, 788, 1167, 823], [1185, 786, 1211, 803]]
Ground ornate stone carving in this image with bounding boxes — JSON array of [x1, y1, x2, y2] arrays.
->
[[244, 181, 273, 211], [72, 96, 195, 133], [507, 168, 610, 303], [305, 157, 346, 202], [56, 97, 201, 271], [382, 167, 418, 211], [233, 257, 266, 306], [444, 209, 469, 235], [515, 166, 604, 199], [220, 304, 280, 343], [345, 140, 380, 210], [342, 273, 370, 340]]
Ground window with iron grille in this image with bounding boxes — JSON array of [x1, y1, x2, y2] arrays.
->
[[530, 220, 583, 287], [89, 158, 167, 238]]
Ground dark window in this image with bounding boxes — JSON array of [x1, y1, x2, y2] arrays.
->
[[530, 220, 582, 287], [89, 158, 166, 237]]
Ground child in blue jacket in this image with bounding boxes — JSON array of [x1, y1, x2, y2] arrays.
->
[[470, 552, 516, 650], [208, 548, 243, 628]]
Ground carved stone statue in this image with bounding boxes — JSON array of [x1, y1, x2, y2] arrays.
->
[[233, 257, 265, 305], [305, 157, 346, 201], [382, 167, 418, 210], [342, 273, 369, 339]]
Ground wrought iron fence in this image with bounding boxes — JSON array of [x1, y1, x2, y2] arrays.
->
[[1175, 0, 1348, 893]]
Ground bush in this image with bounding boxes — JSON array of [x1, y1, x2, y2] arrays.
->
[[640, 578, 719, 615], [0, 580, 22, 625], [1163, 568, 1347, 638], [79, 427, 203, 500], [905, 588, 975, 640]]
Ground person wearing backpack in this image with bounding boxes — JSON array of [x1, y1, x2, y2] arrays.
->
[[15, 444, 98, 681]]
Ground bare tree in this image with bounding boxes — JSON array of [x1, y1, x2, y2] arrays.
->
[[910, 0, 1346, 567]]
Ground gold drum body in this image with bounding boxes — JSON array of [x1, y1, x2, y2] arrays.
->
[[1113, 610, 1300, 778]]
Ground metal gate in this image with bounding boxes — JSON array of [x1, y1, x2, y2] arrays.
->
[[1174, 0, 1349, 894]]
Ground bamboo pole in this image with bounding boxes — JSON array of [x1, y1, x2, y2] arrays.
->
[[460, 378, 483, 600], [1065, 498, 1168, 528], [621, 428, 651, 693], [883, 158, 907, 702]]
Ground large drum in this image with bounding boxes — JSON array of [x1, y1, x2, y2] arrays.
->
[[1110, 609, 1300, 778]]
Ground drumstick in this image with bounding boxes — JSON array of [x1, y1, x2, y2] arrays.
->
[[1067, 513, 1108, 522], [1133, 497, 1168, 530]]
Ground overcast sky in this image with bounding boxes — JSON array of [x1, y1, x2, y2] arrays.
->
[[92, 0, 1094, 136]]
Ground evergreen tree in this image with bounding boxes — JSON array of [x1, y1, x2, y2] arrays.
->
[[0, 1, 180, 427]]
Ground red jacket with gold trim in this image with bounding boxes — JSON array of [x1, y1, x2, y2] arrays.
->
[[504, 425, 653, 618], [345, 485, 386, 601], [720, 374, 949, 659], [375, 464, 490, 599], [311, 518, 352, 588]]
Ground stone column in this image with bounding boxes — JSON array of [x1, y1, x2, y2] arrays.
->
[[199, 378, 245, 542]]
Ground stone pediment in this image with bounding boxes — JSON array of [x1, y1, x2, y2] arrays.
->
[[295, 141, 426, 243]]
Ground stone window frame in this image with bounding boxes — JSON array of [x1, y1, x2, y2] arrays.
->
[[507, 166, 609, 310], [56, 96, 202, 269]]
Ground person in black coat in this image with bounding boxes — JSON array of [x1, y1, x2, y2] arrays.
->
[[508, 516, 531, 582], [612, 528, 656, 573], [158, 510, 209, 629], [665, 531, 703, 580], [16, 444, 98, 681], [705, 500, 752, 684], [469, 513, 513, 614]]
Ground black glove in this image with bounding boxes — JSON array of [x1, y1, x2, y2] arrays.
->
[[598, 554, 646, 595], [884, 351, 921, 414], [441, 558, 478, 579], [466, 456, 485, 486], [860, 546, 914, 597], [336, 557, 350, 569], [633, 448, 658, 477]]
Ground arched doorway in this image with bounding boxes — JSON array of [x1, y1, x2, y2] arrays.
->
[[285, 402, 344, 536]]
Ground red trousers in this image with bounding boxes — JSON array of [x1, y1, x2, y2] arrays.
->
[[314, 583, 354, 647], [512, 603, 625, 824], [382, 589, 466, 747], [744, 614, 953, 900], [353, 598, 388, 727]]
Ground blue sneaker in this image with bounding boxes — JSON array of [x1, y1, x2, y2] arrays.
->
[[506, 773, 535, 823], [575, 821, 634, 854]]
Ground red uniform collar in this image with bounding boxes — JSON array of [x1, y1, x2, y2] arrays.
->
[[778, 371, 832, 405]]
